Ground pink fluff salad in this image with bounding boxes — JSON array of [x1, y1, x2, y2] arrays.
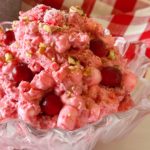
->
[[0, 5, 136, 131]]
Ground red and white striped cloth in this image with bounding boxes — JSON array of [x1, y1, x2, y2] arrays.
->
[[22, 0, 150, 57]]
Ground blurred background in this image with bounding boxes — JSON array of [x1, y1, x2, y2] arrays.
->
[[0, 0, 150, 21]]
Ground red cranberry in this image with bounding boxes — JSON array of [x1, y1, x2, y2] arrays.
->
[[100, 66, 122, 87], [90, 39, 109, 57], [12, 63, 34, 83], [40, 92, 63, 116], [4, 30, 15, 45]]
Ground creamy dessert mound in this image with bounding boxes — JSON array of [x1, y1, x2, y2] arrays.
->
[[0, 5, 136, 130]]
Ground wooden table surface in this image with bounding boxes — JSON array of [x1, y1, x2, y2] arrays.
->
[[94, 115, 150, 150]]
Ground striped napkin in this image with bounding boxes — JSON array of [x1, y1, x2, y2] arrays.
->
[[22, 0, 150, 58]]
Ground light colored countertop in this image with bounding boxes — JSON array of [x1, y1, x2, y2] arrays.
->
[[94, 115, 150, 150]]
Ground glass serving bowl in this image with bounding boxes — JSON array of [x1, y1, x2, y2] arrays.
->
[[0, 22, 150, 150]]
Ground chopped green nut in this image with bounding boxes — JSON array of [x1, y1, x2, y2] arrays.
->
[[12, 21, 18, 28], [68, 65, 80, 71], [39, 43, 46, 48], [68, 56, 78, 65], [26, 51, 32, 57], [43, 24, 52, 33], [62, 25, 69, 30], [68, 66, 75, 70], [66, 90, 72, 98], [41, 23, 67, 33], [108, 50, 116, 60], [69, 6, 84, 15], [22, 16, 29, 21], [53, 26, 62, 32], [5, 53, 13, 63], [38, 43, 47, 54], [83, 67, 91, 76]]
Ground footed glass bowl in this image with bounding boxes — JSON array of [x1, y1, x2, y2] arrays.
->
[[0, 22, 150, 150]]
